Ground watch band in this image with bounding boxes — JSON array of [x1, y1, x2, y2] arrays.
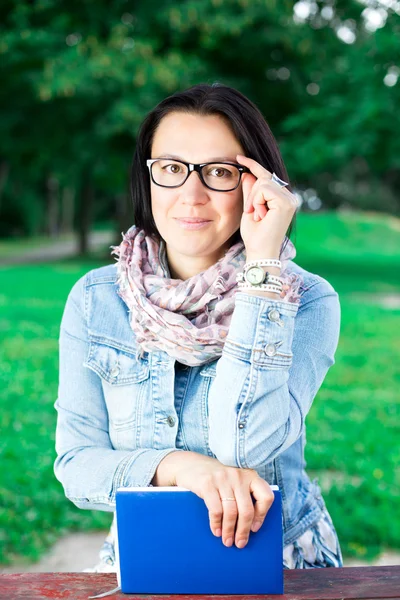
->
[[245, 259, 281, 268], [237, 283, 282, 293]]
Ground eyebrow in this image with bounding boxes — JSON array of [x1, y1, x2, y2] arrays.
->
[[156, 153, 238, 163]]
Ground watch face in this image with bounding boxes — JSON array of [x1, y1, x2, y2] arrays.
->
[[245, 266, 265, 285]]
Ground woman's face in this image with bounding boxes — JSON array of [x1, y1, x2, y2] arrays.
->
[[149, 111, 245, 278]]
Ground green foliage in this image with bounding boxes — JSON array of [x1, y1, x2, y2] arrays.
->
[[1, 1, 399, 236], [0, 210, 399, 565]]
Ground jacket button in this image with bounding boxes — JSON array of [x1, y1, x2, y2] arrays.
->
[[167, 416, 176, 427], [238, 421, 246, 429], [268, 309, 281, 322], [110, 365, 120, 378], [264, 343, 277, 357]]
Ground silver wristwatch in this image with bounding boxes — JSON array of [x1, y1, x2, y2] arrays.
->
[[236, 264, 282, 287], [245, 265, 269, 285]]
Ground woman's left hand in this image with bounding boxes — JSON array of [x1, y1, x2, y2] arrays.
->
[[237, 154, 298, 259]]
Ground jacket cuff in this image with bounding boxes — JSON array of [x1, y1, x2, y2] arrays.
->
[[224, 292, 299, 368], [112, 447, 185, 498]]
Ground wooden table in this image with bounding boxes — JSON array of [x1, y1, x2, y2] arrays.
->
[[0, 566, 399, 599]]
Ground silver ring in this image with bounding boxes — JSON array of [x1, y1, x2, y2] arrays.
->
[[271, 172, 289, 188], [221, 497, 236, 501]]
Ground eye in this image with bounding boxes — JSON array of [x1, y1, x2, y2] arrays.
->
[[207, 166, 233, 178], [162, 163, 183, 174]]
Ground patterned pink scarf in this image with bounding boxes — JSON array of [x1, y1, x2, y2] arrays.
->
[[111, 226, 302, 366]]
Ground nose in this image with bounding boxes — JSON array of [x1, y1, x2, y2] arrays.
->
[[179, 169, 210, 202]]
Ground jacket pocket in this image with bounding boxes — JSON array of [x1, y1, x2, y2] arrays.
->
[[85, 341, 150, 448], [85, 340, 149, 386]]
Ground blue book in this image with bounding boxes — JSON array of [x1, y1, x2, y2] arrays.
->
[[115, 485, 283, 595]]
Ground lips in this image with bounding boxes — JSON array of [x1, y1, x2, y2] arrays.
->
[[176, 218, 211, 223]]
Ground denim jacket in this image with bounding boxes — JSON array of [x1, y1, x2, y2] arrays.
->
[[54, 253, 341, 547]]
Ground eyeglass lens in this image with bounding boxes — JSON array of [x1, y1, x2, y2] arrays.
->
[[151, 159, 241, 190]]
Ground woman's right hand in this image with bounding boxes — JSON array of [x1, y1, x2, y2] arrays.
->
[[172, 452, 275, 549]]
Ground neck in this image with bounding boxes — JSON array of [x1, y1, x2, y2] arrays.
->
[[166, 249, 221, 280]]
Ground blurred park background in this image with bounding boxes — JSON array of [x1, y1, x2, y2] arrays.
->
[[1, 0, 399, 570]]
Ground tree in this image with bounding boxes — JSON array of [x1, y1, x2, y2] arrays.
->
[[1, 0, 399, 243]]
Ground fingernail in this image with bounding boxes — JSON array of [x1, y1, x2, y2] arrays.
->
[[215, 528, 221, 537], [251, 522, 261, 532], [236, 539, 247, 549], [224, 537, 233, 547]]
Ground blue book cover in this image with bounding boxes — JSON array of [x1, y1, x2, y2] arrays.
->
[[115, 485, 283, 595]]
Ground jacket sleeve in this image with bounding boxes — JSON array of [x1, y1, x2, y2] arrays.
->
[[53, 274, 184, 512], [207, 279, 341, 469]]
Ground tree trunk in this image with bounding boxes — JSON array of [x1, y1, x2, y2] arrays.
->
[[77, 176, 94, 256], [60, 186, 75, 234], [114, 191, 133, 245], [45, 175, 59, 237], [0, 160, 10, 214], [384, 169, 400, 214]]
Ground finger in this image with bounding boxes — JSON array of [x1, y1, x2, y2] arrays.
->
[[251, 181, 293, 220], [237, 153, 272, 181], [249, 479, 275, 532], [241, 173, 256, 212], [220, 492, 238, 547], [251, 187, 275, 220], [260, 179, 293, 200], [233, 487, 255, 549], [200, 482, 224, 537], [254, 198, 267, 219], [245, 181, 286, 220]]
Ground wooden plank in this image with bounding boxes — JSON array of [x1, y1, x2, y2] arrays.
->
[[0, 566, 399, 600], [284, 566, 400, 599]]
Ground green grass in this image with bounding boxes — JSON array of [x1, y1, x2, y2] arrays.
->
[[0, 260, 113, 567], [0, 210, 399, 566]]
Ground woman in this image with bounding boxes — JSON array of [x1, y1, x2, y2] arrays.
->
[[54, 82, 343, 572]]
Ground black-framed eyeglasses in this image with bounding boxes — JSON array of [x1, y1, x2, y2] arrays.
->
[[146, 158, 251, 192]]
